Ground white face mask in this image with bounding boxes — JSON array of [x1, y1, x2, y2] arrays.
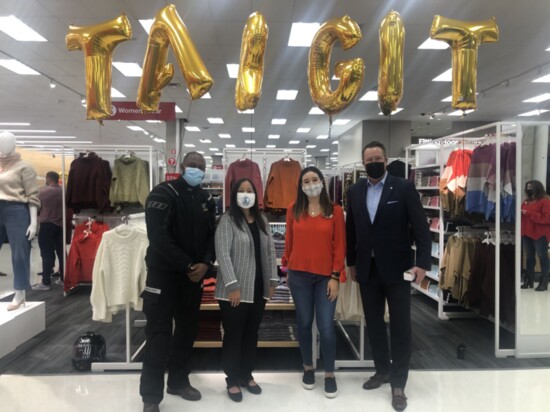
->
[[236, 192, 255, 209], [302, 183, 323, 198]]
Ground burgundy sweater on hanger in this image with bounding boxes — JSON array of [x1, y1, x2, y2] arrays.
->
[[66, 152, 112, 212], [224, 158, 264, 208]]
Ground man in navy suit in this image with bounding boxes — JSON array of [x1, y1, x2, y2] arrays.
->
[[346, 141, 431, 411]]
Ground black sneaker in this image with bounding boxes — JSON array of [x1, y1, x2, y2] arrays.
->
[[302, 369, 315, 390], [324, 377, 338, 398]]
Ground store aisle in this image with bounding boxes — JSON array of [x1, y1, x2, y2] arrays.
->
[[1, 369, 548, 412]]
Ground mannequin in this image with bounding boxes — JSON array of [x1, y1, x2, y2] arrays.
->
[[0, 131, 39, 310]]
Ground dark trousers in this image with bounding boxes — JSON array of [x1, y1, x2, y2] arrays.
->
[[359, 259, 411, 389], [139, 273, 203, 405], [219, 284, 266, 386], [522, 235, 549, 282], [38, 222, 65, 285]]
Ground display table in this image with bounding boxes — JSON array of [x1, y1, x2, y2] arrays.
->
[[0, 302, 45, 359]]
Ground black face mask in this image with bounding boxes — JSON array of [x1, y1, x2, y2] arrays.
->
[[525, 189, 534, 198], [365, 162, 385, 179]]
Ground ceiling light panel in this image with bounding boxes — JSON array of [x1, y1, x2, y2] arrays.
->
[[268, 135, 280, 139], [289, 140, 300, 144], [227, 64, 239, 78], [0, 59, 40, 75], [276, 90, 298, 100], [242, 127, 255, 132], [0, 16, 47, 41], [272, 118, 287, 124], [309, 107, 324, 114], [185, 126, 200, 132], [447, 109, 475, 116], [297, 128, 310, 133], [359, 91, 378, 101], [219, 133, 231, 138], [207, 117, 224, 124], [523, 93, 550, 103], [432, 68, 452, 82], [111, 87, 125, 98], [112, 62, 142, 77], [288, 22, 321, 47], [533, 74, 550, 83], [378, 108, 404, 115], [333, 119, 350, 125], [418, 38, 449, 49], [518, 109, 549, 117]]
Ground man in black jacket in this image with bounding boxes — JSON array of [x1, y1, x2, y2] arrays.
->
[[346, 142, 431, 411], [140, 152, 216, 412]]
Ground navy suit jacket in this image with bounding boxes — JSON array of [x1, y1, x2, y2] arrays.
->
[[346, 174, 431, 284]]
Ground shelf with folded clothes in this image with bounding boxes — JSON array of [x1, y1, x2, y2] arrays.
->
[[411, 243, 440, 260], [411, 280, 441, 302]]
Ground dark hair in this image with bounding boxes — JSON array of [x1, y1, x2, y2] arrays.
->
[[362, 141, 387, 159], [46, 171, 59, 183], [228, 178, 268, 234], [292, 166, 333, 220], [525, 180, 548, 200]]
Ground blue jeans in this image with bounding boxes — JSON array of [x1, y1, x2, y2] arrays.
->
[[288, 270, 337, 372], [0, 201, 31, 290], [523, 235, 549, 280]]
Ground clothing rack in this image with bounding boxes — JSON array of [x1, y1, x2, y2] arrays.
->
[[91, 211, 147, 372]]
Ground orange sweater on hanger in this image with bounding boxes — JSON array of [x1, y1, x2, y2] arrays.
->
[[264, 158, 302, 210]]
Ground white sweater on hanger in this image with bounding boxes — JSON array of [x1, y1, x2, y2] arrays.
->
[[90, 226, 149, 322]]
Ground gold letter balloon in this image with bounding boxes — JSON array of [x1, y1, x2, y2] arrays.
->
[[137, 4, 213, 112], [235, 12, 269, 111], [378, 11, 405, 116], [66, 15, 132, 120], [308, 16, 364, 116], [430, 16, 499, 111]]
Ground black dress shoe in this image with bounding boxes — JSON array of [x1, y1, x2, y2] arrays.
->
[[227, 386, 243, 402], [240, 379, 262, 394], [362, 373, 390, 390], [143, 403, 159, 412], [167, 385, 201, 401], [391, 388, 408, 411]]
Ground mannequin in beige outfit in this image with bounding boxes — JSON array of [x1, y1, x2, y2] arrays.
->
[[0, 131, 39, 310]]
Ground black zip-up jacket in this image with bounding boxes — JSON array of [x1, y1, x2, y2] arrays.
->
[[144, 178, 216, 273]]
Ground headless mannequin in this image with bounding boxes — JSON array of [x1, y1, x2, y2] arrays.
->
[[0, 131, 39, 310]]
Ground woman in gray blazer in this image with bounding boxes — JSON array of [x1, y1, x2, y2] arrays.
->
[[215, 178, 278, 402]]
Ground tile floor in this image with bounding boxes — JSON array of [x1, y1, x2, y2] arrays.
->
[[1, 369, 549, 412]]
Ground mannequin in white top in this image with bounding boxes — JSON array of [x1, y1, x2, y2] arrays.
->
[[0, 131, 39, 311]]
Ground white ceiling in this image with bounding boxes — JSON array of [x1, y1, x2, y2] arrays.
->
[[0, 0, 549, 162]]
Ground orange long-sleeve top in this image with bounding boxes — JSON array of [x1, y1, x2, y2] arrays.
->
[[282, 202, 346, 278]]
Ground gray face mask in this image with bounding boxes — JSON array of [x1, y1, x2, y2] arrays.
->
[[302, 183, 323, 198]]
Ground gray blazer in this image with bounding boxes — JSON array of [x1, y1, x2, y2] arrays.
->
[[214, 213, 278, 303]]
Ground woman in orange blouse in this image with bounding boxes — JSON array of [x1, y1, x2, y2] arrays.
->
[[283, 166, 346, 398]]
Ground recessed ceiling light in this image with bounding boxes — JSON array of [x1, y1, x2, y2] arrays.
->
[[523, 93, 550, 103], [272, 118, 287, 125], [418, 38, 449, 50], [139, 19, 154, 34], [359, 91, 378, 101], [201, 92, 211, 99], [199, 139, 212, 143], [333, 152, 338, 155], [533, 74, 550, 83], [268, 134, 280, 139], [289, 140, 300, 144], [207, 117, 224, 124], [185, 126, 201, 132], [378, 108, 404, 115], [153, 137, 166, 143], [5, 129, 55, 133], [297, 128, 310, 133], [146, 120, 162, 123], [320, 148, 329, 152], [238, 109, 254, 114], [175, 105, 183, 113], [127, 125, 144, 131], [197, 151, 205, 154], [547, 46, 550, 51], [0, 59, 39, 75], [306, 145, 316, 148], [245, 140, 256, 144], [225, 144, 236, 148], [447, 109, 475, 116], [219, 133, 231, 138], [215, 152, 223, 156], [209, 147, 219, 151], [111, 87, 125, 98], [518, 109, 549, 117], [266, 145, 276, 148], [441, 95, 453, 102], [309, 107, 324, 115], [316, 135, 328, 140], [184, 143, 196, 148], [227, 64, 239, 79], [332, 140, 338, 144], [0, 16, 47, 41], [333, 119, 350, 125], [0, 122, 30, 126], [113, 62, 143, 77], [203, 155, 212, 159], [432, 68, 452, 82], [306, 154, 312, 158], [276, 89, 298, 100], [288, 22, 321, 47], [242, 127, 255, 132], [15, 135, 75, 139]]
